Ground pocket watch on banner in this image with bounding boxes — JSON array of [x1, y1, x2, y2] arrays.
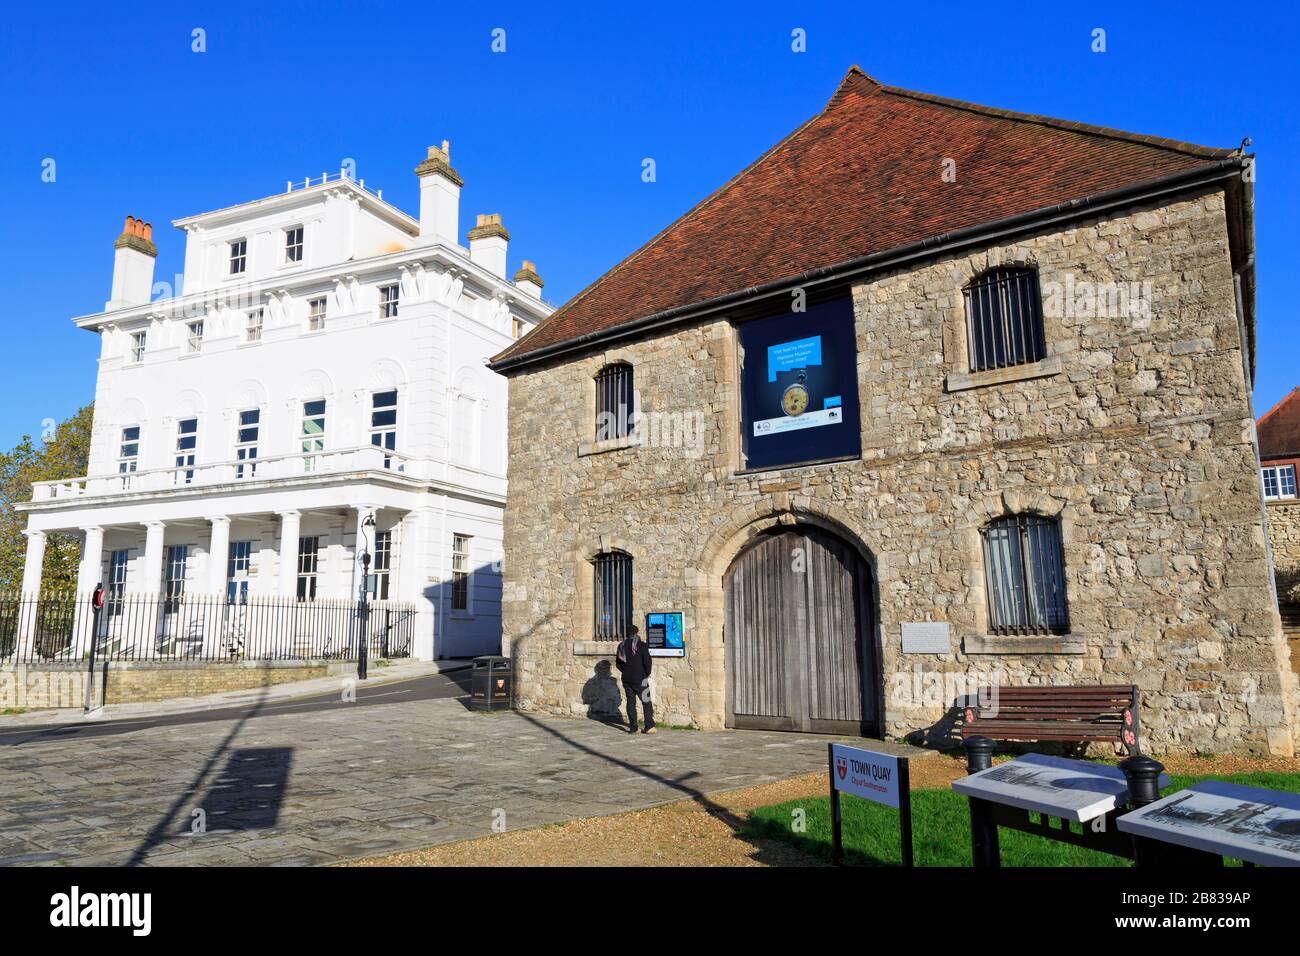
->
[[781, 369, 810, 417]]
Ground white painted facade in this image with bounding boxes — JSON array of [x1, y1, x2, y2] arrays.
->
[[16, 144, 553, 660]]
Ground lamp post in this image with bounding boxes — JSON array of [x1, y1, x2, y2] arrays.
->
[[358, 514, 376, 681]]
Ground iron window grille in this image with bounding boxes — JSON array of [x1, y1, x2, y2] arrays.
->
[[593, 550, 633, 641], [229, 239, 247, 275], [964, 267, 1046, 373], [451, 534, 471, 611], [981, 514, 1069, 636], [378, 284, 399, 319], [595, 362, 634, 441]]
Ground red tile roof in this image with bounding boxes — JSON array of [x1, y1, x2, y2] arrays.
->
[[494, 66, 1235, 369], [1259, 386, 1300, 459]]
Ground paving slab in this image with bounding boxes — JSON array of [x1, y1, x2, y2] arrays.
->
[[0, 689, 928, 866]]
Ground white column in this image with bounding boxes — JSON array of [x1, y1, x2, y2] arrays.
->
[[72, 526, 105, 655], [139, 521, 166, 594], [208, 516, 231, 595], [20, 530, 46, 596], [277, 510, 300, 597], [351, 504, 378, 602], [16, 530, 47, 657]]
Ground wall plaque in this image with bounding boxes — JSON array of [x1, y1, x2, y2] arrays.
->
[[901, 621, 950, 654]]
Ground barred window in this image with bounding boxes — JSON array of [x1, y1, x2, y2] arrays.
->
[[980, 514, 1069, 636], [595, 362, 634, 441], [964, 267, 1046, 373], [593, 550, 633, 641]]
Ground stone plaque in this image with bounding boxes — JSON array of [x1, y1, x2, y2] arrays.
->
[[900, 621, 950, 654]]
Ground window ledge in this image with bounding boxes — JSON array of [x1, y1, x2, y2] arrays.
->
[[962, 633, 1085, 655], [945, 355, 1062, 393], [573, 640, 618, 656], [577, 434, 638, 458]]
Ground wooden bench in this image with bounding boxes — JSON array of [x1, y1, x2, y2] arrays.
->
[[960, 685, 1141, 755]]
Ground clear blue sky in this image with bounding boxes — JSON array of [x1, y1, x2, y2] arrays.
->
[[1, 0, 1295, 449]]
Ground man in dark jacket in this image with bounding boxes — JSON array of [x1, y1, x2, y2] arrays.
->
[[614, 625, 655, 734]]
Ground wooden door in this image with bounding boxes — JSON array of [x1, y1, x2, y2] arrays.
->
[[724, 526, 875, 734]]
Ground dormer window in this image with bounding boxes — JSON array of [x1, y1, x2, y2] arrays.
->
[[229, 239, 247, 275], [963, 267, 1045, 373], [285, 225, 304, 264]]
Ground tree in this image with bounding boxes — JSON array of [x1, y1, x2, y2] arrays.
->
[[0, 405, 93, 594]]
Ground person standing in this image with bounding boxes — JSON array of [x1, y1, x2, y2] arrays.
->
[[615, 625, 655, 734]]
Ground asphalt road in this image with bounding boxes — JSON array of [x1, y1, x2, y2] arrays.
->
[[0, 668, 473, 747]]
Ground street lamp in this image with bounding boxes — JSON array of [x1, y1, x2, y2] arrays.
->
[[358, 513, 376, 680]]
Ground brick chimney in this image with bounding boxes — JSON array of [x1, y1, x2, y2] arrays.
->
[[513, 260, 544, 299], [468, 214, 510, 278], [414, 140, 462, 247], [107, 216, 157, 311]]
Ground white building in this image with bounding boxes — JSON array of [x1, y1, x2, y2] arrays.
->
[[15, 142, 552, 660]]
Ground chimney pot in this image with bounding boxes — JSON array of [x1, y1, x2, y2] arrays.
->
[[108, 213, 158, 310]]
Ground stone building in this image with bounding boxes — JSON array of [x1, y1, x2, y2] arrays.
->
[[1258, 386, 1300, 673], [491, 67, 1297, 755]]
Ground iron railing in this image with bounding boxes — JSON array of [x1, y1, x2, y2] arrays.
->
[[964, 267, 1046, 373], [0, 592, 417, 664]]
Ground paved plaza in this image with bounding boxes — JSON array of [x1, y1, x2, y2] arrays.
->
[[0, 676, 846, 866]]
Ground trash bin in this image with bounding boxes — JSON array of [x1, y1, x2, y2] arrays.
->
[[470, 655, 513, 712]]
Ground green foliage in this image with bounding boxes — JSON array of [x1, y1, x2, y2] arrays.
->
[[0, 405, 93, 593], [743, 773, 1300, 867]]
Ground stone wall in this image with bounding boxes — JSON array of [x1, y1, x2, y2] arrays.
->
[[502, 188, 1299, 756], [0, 660, 329, 710], [1267, 499, 1300, 605]]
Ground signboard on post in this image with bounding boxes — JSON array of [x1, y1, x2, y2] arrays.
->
[[828, 743, 913, 866], [645, 611, 685, 658]]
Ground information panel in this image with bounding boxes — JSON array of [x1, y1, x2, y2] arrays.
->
[[738, 297, 861, 471], [645, 611, 685, 658]]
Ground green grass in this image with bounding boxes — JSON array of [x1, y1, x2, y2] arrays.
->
[[743, 773, 1300, 867]]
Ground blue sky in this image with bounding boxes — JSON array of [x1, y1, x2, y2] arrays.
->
[[0, 0, 1295, 449]]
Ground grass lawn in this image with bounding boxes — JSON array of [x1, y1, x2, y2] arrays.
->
[[742, 772, 1300, 867]]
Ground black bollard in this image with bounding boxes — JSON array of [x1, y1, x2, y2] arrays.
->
[[1119, 754, 1165, 809], [964, 735, 995, 774]]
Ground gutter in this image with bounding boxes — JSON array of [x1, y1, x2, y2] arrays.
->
[[491, 159, 1246, 374]]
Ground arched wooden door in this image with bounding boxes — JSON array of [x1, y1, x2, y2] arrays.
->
[[724, 526, 876, 735]]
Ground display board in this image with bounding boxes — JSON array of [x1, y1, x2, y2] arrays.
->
[[644, 611, 686, 658], [737, 297, 861, 472], [1117, 780, 1300, 867], [828, 743, 913, 866], [952, 753, 1170, 823]]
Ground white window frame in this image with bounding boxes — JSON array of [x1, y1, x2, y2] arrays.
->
[[451, 533, 472, 613], [378, 284, 399, 319], [235, 407, 259, 479], [174, 417, 198, 485], [370, 389, 398, 468], [301, 398, 326, 471], [187, 320, 204, 354], [307, 297, 326, 332], [129, 330, 147, 364], [229, 238, 247, 275], [118, 425, 140, 487], [512, 316, 525, 339], [284, 225, 304, 264], [1262, 464, 1298, 501], [246, 308, 263, 343]]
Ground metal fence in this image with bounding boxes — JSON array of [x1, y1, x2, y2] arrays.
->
[[0, 592, 417, 664]]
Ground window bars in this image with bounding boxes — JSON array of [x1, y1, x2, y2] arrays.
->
[[593, 550, 633, 641], [964, 267, 1046, 373], [595, 363, 634, 441], [980, 514, 1069, 636]]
